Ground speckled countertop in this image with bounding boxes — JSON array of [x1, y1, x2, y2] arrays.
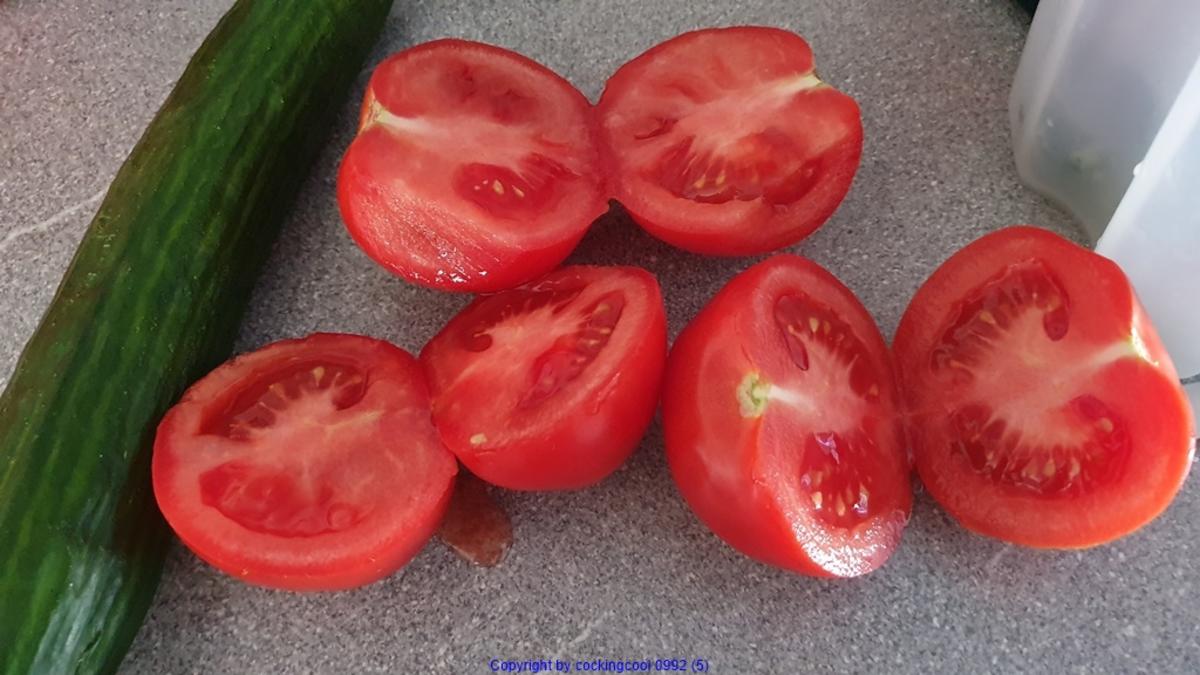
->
[[2, 1, 1196, 673]]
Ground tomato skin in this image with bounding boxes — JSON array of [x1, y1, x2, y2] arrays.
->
[[153, 333, 458, 591], [420, 266, 667, 491], [337, 39, 607, 293], [663, 256, 910, 577], [894, 226, 1195, 548], [597, 27, 863, 256]]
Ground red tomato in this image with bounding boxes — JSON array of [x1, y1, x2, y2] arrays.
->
[[894, 226, 1195, 548], [663, 256, 911, 577], [596, 27, 863, 256], [152, 333, 457, 590], [338, 40, 607, 292], [420, 266, 667, 490]]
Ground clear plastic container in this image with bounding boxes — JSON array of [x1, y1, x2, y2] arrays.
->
[[1010, 0, 1200, 417]]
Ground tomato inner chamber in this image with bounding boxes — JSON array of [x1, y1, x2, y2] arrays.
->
[[523, 292, 625, 406], [930, 260, 1071, 380], [796, 431, 883, 527], [949, 396, 1130, 497], [204, 362, 367, 439], [653, 130, 823, 205], [463, 285, 627, 406], [629, 72, 834, 206], [774, 294, 880, 399], [453, 153, 576, 219], [199, 462, 366, 537], [197, 361, 374, 537], [928, 260, 1131, 497]]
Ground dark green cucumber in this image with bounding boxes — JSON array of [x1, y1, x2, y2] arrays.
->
[[0, 1, 392, 671]]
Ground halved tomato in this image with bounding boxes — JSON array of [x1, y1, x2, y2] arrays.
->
[[662, 255, 911, 577], [420, 266, 667, 491], [596, 27, 862, 256], [152, 333, 457, 590], [894, 226, 1195, 548], [338, 39, 607, 292]]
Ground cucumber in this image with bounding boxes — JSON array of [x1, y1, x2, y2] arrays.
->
[[0, 1, 393, 671]]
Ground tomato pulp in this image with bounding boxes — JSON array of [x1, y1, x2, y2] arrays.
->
[[421, 266, 667, 490], [597, 27, 863, 255], [338, 40, 607, 292], [662, 256, 911, 577], [153, 333, 457, 590], [894, 227, 1194, 548]]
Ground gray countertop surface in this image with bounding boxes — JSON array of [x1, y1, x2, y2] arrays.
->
[[2, 1, 1196, 673]]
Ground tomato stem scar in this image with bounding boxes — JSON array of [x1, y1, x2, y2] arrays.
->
[[737, 372, 771, 418]]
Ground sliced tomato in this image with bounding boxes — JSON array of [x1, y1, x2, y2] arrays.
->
[[596, 27, 862, 256], [420, 266, 667, 490], [894, 226, 1195, 548], [152, 333, 457, 590], [662, 256, 911, 577], [338, 39, 607, 292]]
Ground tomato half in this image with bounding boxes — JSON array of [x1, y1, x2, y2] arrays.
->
[[420, 266, 667, 491], [338, 39, 607, 292], [153, 333, 457, 590], [894, 226, 1195, 548], [662, 256, 911, 577], [596, 27, 863, 256]]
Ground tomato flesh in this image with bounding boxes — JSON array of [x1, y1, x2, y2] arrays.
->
[[153, 333, 457, 590], [420, 266, 667, 491], [338, 39, 606, 292], [663, 255, 910, 577], [894, 227, 1195, 548], [597, 27, 862, 255]]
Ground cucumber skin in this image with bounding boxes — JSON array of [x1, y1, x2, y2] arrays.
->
[[0, 1, 393, 672]]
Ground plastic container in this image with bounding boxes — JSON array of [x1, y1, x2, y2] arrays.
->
[[1010, 0, 1200, 417]]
